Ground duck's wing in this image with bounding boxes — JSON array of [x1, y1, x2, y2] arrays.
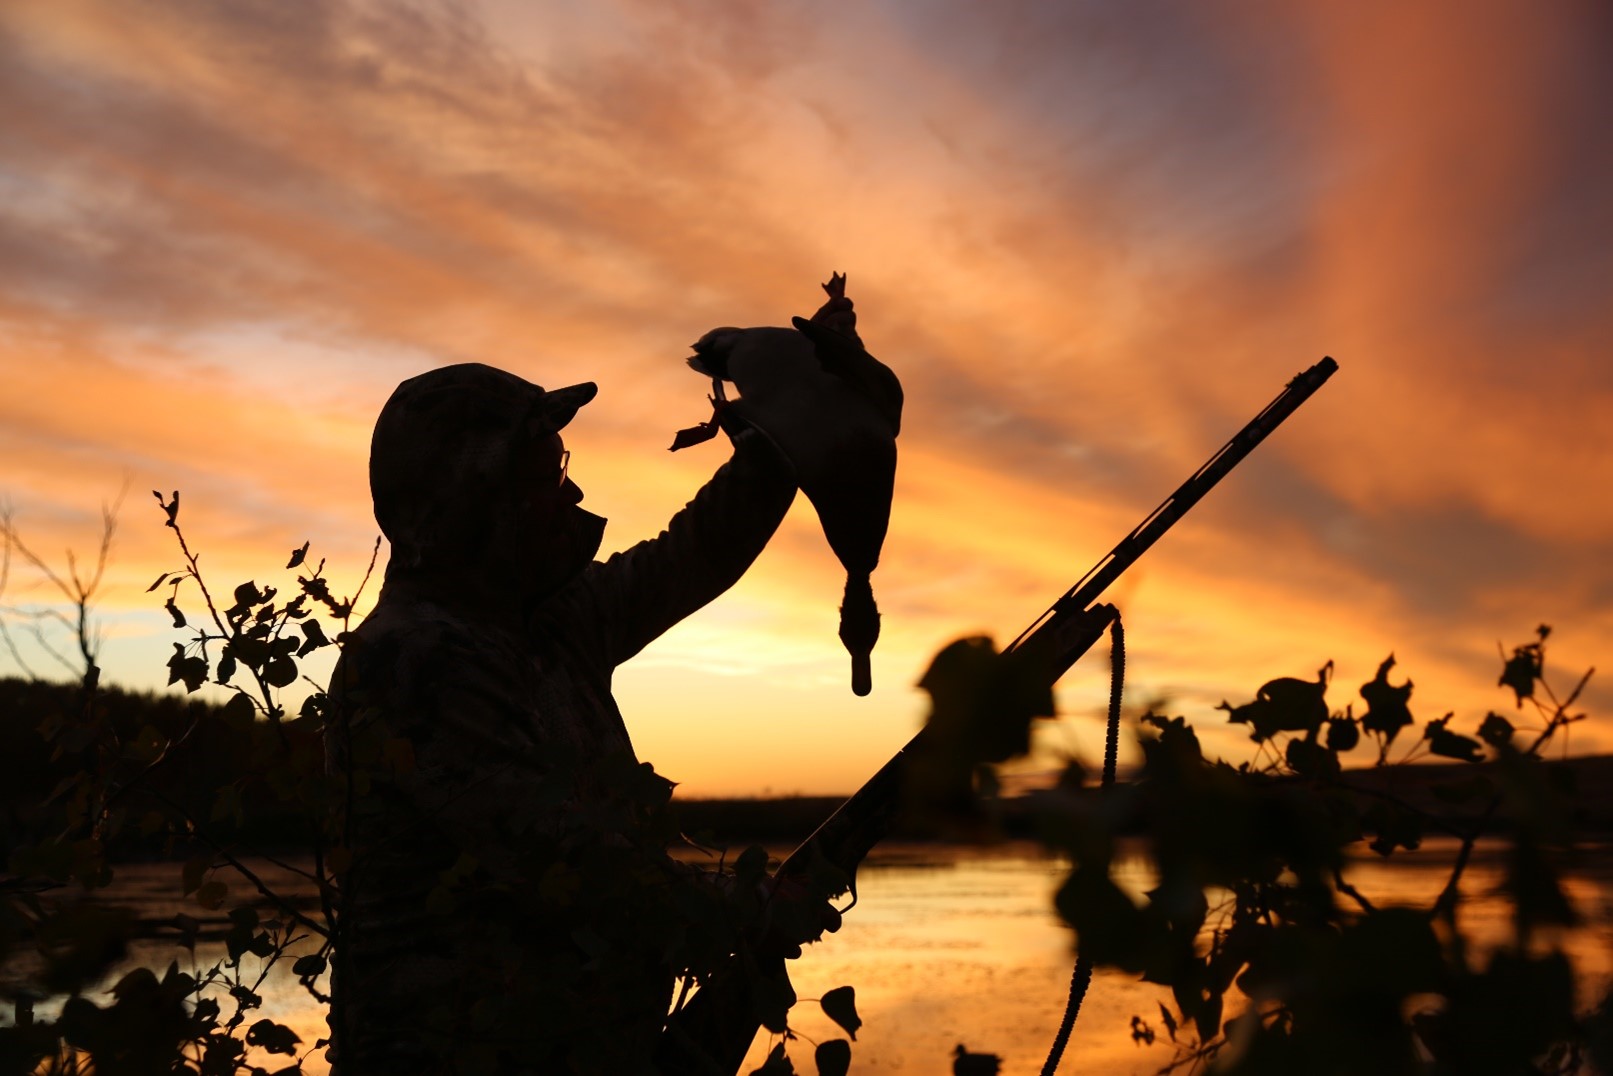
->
[[792, 316, 904, 436]]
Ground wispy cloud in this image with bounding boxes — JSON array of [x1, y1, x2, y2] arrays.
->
[[2, 0, 1608, 792]]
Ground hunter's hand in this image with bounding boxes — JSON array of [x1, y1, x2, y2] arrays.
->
[[753, 874, 843, 960]]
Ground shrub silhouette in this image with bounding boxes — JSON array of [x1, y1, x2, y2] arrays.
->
[[2, 494, 1609, 1076]]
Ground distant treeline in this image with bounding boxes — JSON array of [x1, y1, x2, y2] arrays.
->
[[8, 677, 1613, 860], [3, 678, 870, 853], [0, 676, 321, 854]]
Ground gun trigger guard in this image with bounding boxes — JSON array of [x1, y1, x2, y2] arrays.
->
[[836, 876, 859, 915]]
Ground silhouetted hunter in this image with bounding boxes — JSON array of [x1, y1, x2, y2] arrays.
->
[[327, 280, 896, 1074]]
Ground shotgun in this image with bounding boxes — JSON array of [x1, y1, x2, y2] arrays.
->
[[656, 357, 1340, 1074]]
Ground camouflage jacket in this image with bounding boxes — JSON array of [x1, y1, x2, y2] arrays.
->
[[327, 427, 796, 1075]]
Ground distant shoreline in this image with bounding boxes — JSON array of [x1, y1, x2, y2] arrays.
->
[[669, 753, 1613, 846]]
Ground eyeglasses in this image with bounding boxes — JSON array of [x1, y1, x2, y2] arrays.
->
[[556, 449, 571, 488]]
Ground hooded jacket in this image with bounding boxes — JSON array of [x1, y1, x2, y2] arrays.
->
[[327, 363, 796, 1074]]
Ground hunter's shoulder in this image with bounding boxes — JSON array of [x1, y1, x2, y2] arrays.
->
[[338, 597, 495, 694]]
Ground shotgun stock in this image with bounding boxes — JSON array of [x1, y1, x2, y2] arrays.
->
[[656, 357, 1339, 1074]]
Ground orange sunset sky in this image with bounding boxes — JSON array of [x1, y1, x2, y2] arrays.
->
[[1, 1, 1610, 796]]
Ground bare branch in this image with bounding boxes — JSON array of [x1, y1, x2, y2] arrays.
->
[[0, 617, 41, 681], [0, 515, 74, 604], [128, 785, 329, 938], [0, 503, 11, 603], [1332, 867, 1377, 915], [0, 493, 122, 678], [26, 619, 79, 676], [346, 535, 384, 629]]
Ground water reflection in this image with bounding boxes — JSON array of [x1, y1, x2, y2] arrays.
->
[[740, 841, 1613, 1074], [53, 840, 1613, 1075]]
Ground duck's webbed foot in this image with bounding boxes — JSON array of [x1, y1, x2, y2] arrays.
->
[[668, 379, 735, 451]]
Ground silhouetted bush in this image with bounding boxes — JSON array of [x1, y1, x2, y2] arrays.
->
[[3, 490, 1608, 1076]]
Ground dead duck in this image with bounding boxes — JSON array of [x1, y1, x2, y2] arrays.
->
[[675, 275, 902, 696]]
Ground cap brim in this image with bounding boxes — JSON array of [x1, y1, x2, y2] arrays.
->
[[538, 381, 598, 433]]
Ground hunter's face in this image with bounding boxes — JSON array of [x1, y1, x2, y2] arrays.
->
[[516, 432, 604, 596], [519, 433, 579, 535], [535, 432, 580, 503]]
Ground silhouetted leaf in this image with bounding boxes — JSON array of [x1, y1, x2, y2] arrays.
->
[[226, 580, 264, 622], [814, 1038, 851, 1076], [670, 422, 720, 451], [1359, 655, 1414, 744], [154, 489, 179, 527], [1158, 1001, 1179, 1042], [231, 633, 269, 668], [264, 656, 298, 688], [1499, 643, 1542, 707], [751, 1043, 795, 1075], [166, 643, 208, 692], [300, 693, 326, 722], [164, 597, 186, 629], [286, 542, 310, 569], [1218, 665, 1330, 742], [820, 985, 861, 1040], [298, 573, 352, 618], [195, 880, 228, 910], [1325, 716, 1359, 753], [246, 1019, 301, 1055], [1141, 712, 1203, 766], [221, 690, 256, 726], [146, 572, 170, 592], [1286, 736, 1336, 779], [1479, 712, 1515, 746], [297, 619, 330, 657], [1363, 800, 1422, 857], [216, 647, 237, 685], [171, 913, 199, 952], [1425, 715, 1483, 763]]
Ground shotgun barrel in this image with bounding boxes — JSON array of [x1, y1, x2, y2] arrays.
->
[[1010, 355, 1338, 679]]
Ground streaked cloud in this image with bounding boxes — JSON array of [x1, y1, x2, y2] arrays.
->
[[2, 0, 1608, 793]]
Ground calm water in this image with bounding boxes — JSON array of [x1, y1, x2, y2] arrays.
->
[[28, 841, 1613, 1075]]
